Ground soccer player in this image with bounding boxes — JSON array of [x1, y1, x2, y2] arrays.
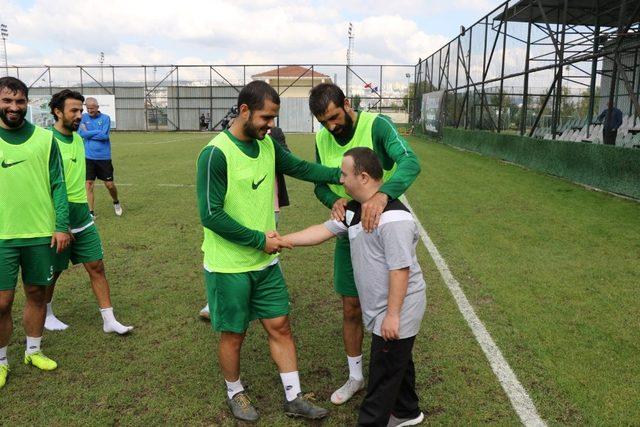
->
[[0, 77, 71, 388], [196, 81, 338, 422], [79, 97, 122, 217], [45, 89, 133, 335], [198, 126, 290, 321], [309, 83, 421, 404], [283, 147, 426, 427]]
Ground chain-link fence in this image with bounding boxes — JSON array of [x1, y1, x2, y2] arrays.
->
[[412, 0, 640, 145], [4, 64, 414, 132]]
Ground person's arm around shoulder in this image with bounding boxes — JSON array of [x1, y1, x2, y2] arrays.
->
[[361, 115, 421, 232], [274, 141, 341, 185]]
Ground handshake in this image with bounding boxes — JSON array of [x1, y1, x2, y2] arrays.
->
[[263, 230, 293, 255]]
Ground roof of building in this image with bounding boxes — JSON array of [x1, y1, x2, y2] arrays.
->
[[495, 0, 639, 27], [252, 65, 331, 79]]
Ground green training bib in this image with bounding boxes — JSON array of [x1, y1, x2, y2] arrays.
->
[[200, 132, 277, 273], [0, 126, 56, 239]]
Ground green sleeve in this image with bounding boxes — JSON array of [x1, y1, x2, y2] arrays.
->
[[49, 137, 69, 232], [274, 141, 341, 185], [373, 115, 421, 199], [313, 145, 341, 209], [196, 146, 266, 250]]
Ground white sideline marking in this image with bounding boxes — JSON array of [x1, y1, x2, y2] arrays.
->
[[401, 195, 546, 427]]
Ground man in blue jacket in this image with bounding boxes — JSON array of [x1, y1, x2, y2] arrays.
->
[[79, 97, 122, 216], [596, 100, 623, 146]]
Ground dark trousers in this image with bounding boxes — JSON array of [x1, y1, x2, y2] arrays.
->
[[603, 129, 617, 145], [357, 334, 421, 427]]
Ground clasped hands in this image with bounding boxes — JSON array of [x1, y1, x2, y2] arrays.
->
[[263, 230, 293, 254]]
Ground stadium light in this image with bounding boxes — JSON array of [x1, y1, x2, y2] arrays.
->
[[1, 24, 8, 76]]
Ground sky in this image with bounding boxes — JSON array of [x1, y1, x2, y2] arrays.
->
[[1, 0, 499, 67]]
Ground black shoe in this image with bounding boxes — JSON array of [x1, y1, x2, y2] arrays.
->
[[226, 391, 259, 422], [283, 392, 329, 420]]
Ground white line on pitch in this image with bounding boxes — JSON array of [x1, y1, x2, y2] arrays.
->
[[401, 195, 546, 427]]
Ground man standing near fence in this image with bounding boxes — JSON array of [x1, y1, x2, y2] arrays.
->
[[45, 89, 133, 335], [79, 97, 122, 217], [197, 80, 340, 421], [596, 100, 623, 146], [0, 77, 70, 388], [309, 82, 421, 405]]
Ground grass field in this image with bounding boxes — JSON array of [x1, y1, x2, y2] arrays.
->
[[2, 131, 639, 425]]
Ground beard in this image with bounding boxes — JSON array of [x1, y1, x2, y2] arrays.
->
[[329, 108, 354, 137], [63, 117, 81, 132], [0, 107, 27, 129], [243, 114, 268, 140]]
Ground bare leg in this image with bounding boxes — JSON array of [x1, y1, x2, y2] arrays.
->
[[261, 315, 297, 373], [86, 180, 95, 212], [342, 296, 363, 357], [44, 272, 62, 304], [0, 290, 15, 348], [219, 331, 245, 381], [104, 181, 119, 203], [22, 284, 47, 338], [84, 260, 112, 309], [44, 272, 69, 331]]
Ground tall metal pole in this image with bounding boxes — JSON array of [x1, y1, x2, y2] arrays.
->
[[587, 19, 601, 138], [521, 0, 533, 135], [143, 66, 149, 131], [346, 22, 354, 98], [1, 24, 8, 76], [480, 17, 488, 129], [498, 6, 509, 132], [99, 51, 104, 84]]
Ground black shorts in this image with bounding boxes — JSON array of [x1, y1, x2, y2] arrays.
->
[[86, 159, 114, 182]]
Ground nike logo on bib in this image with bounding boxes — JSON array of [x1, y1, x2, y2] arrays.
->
[[252, 175, 267, 190], [1, 159, 25, 168], [70, 157, 77, 163]]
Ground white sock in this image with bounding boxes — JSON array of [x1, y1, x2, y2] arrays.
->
[[0, 346, 7, 365], [280, 371, 302, 402], [100, 307, 133, 335], [225, 378, 244, 399], [45, 302, 69, 331], [348, 355, 364, 381], [25, 336, 42, 355]]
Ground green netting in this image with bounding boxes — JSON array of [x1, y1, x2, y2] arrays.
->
[[443, 128, 640, 199]]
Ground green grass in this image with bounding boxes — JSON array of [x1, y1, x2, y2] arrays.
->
[[2, 131, 638, 425]]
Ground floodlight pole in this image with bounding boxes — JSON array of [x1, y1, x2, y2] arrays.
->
[[346, 22, 354, 98], [1, 24, 9, 76], [99, 51, 104, 83]]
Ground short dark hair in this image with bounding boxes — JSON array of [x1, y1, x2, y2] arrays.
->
[[238, 80, 280, 111], [309, 83, 345, 116], [49, 89, 85, 120], [0, 76, 29, 99], [344, 147, 383, 181]]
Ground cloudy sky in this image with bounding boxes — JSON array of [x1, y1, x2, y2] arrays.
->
[[2, 0, 498, 67]]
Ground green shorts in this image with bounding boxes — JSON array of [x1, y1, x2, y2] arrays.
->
[[0, 244, 55, 291], [334, 237, 358, 297], [204, 263, 290, 333], [53, 224, 104, 272]]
